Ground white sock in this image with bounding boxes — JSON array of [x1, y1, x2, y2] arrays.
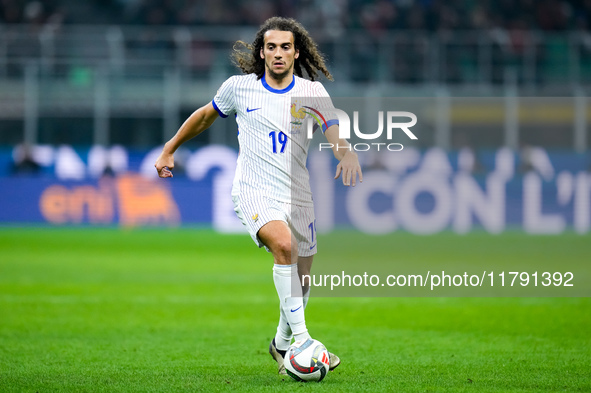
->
[[273, 264, 310, 343], [275, 307, 291, 351], [275, 281, 312, 350], [297, 286, 311, 342]]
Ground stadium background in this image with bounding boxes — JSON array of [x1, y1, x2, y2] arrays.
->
[[1, 0, 591, 232], [1, 1, 590, 391]]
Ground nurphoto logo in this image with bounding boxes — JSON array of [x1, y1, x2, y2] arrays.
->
[[303, 108, 418, 152]]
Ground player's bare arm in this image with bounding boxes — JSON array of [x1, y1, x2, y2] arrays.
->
[[154, 102, 219, 178], [324, 124, 363, 186]]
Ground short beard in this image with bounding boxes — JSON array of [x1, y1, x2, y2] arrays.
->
[[266, 64, 291, 80]]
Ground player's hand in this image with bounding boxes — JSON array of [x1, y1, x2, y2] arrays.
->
[[335, 151, 363, 186], [155, 152, 174, 178]]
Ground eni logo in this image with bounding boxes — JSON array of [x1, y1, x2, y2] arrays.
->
[[39, 174, 180, 227]]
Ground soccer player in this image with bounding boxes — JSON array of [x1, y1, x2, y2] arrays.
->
[[154, 17, 362, 375]]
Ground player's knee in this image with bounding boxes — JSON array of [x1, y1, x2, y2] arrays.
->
[[273, 238, 294, 265]]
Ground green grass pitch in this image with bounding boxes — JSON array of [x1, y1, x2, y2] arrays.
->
[[0, 228, 589, 392]]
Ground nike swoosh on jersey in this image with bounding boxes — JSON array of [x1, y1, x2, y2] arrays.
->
[[290, 305, 302, 312], [309, 244, 317, 250], [246, 107, 261, 112]]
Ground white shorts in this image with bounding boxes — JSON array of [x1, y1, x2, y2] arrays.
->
[[232, 196, 317, 257]]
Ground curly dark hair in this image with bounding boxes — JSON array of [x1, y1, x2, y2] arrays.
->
[[231, 17, 333, 82]]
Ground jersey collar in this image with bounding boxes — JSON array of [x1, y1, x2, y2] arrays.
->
[[261, 73, 295, 94]]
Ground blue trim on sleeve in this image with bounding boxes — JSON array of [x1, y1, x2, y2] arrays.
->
[[212, 100, 228, 118], [261, 73, 295, 94], [322, 119, 339, 133]]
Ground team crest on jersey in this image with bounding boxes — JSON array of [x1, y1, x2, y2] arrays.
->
[[252, 214, 259, 222], [290, 102, 305, 134], [290, 101, 328, 135]]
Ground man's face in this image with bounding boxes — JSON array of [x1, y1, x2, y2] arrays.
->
[[260, 30, 299, 80]]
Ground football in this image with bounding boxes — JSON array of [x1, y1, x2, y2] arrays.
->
[[284, 338, 330, 382]]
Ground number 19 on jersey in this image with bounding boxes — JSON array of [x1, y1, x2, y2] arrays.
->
[[269, 131, 287, 153]]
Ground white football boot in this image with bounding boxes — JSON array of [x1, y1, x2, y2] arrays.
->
[[269, 338, 287, 375], [328, 352, 341, 370], [269, 338, 341, 374]]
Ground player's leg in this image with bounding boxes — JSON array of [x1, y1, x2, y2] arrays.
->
[[270, 255, 313, 371], [276, 204, 316, 345], [259, 220, 311, 375], [273, 255, 312, 354], [231, 198, 304, 374], [268, 212, 316, 348], [258, 220, 310, 343]]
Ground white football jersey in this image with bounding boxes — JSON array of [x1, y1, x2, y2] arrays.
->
[[212, 73, 337, 206]]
